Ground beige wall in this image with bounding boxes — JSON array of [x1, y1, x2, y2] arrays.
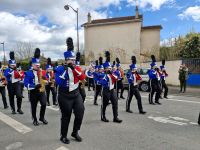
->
[[84, 21, 142, 65], [141, 60, 182, 86], [141, 29, 161, 62]]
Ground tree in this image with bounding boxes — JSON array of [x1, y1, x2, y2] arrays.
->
[[13, 42, 35, 61], [180, 33, 200, 58]]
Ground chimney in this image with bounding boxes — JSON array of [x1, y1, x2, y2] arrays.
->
[[88, 12, 91, 23], [135, 0, 139, 19]]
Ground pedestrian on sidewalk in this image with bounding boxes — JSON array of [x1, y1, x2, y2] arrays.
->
[[178, 64, 188, 93]]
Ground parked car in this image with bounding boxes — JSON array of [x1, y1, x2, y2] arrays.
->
[[123, 68, 150, 92]]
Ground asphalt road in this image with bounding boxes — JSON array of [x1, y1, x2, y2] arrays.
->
[[0, 87, 199, 150]]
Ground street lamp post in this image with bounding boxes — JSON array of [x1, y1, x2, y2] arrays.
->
[[0, 42, 6, 65], [64, 5, 79, 52]]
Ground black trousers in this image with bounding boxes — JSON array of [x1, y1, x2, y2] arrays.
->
[[29, 89, 46, 121], [149, 79, 162, 104], [7, 82, 22, 111], [45, 84, 57, 105], [180, 80, 187, 92], [20, 82, 24, 96], [161, 79, 168, 97], [88, 78, 94, 90], [101, 88, 118, 119], [0, 86, 8, 108], [58, 88, 85, 138], [126, 84, 143, 112], [94, 84, 102, 104], [79, 87, 86, 103], [116, 80, 124, 98], [198, 113, 200, 125]]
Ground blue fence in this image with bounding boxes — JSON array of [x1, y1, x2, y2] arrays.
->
[[183, 58, 200, 86], [187, 74, 200, 86]]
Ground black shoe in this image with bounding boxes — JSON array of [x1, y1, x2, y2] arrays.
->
[[139, 111, 146, 115], [150, 102, 155, 105], [155, 101, 162, 105], [22, 96, 24, 98], [4, 106, 9, 109], [39, 118, 48, 125], [53, 103, 58, 106], [120, 96, 125, 99], [113, 118, 122, 123], [126, 109, 133, 113], [94, 102, 98, 106], [88, 89, 91, 91], [71, 132, 82, 142], [17, 109, 24, 114], [60, 136, 70, 144], [101, 117, 109, 122], [164, 96, 169, 99], [33, 120, 39, 126], [47, 103, 50, 106], [12, 111, 17, 114]]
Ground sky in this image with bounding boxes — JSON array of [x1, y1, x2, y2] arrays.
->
[[0, 0, 200, 60]]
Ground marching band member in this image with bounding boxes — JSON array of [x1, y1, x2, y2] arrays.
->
[[93, 57, 104, 105], [24, 48, 48, 126], [160, 60, 169, 99], [4, 52, 23, 114], [148, 55, 162, 105], [45, 58, 57, 106], [85, 65, 94, 91], [55, 37, 85, 144], [100, 51, 122, 123], [115, 58, 125, 99], [0, 61, 8, 109], [126, 56, 146, 114], [17, 63, 25, 98]]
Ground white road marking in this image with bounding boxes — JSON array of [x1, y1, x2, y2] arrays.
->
[[46, 106, 59, 111], [6, 142, 23, 150], [189, 122, 198, 125], [148, 116, 188, 126], [141, 95, 200, 104], [169, 116, 189, 122], [0, 111, 32, 134], [55, 146, 70, 150]]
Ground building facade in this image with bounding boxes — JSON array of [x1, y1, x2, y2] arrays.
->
[[82, 9, 162, 65]]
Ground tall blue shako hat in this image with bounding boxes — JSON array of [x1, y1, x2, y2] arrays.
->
[[95, 60, 98, 69], [32, 48, 40, 65], [150, 55, 157, 68], [116, 58, 121, 68], [46, 58, 53, 70], [130, 56, 137, 71], [8, 51, 16, 65], [160, 59, 166, 71], [103, 51, 111, 69], [64, 37, 75, 60], [76, 52, 81, 66], [98, 57, 104, 70]]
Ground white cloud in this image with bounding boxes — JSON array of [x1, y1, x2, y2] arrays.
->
[[162, 18, 168, 22], [178, 6, 200, 22], [0, 0, 120, 60], [127, 0, 175, 11]]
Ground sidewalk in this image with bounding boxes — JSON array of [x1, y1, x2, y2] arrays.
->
[[168, 85, 200, 97]]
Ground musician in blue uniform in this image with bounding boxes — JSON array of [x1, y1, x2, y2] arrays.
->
[[115, 58, 125, 99], [100, 51, 122, 123], [24, 48, 48, 126], [85, 65, 94, 91], [93, 57, 104, 105], [55, 37, 86, 144], [4, 52, 23, 114], [148, 55, 162, 105], [45, 58, 57, 106], [160, 60, 169, 99], [126, 56, 146, 114]]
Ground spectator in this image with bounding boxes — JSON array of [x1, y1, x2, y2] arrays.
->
[[178, 64, 188, 93]]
